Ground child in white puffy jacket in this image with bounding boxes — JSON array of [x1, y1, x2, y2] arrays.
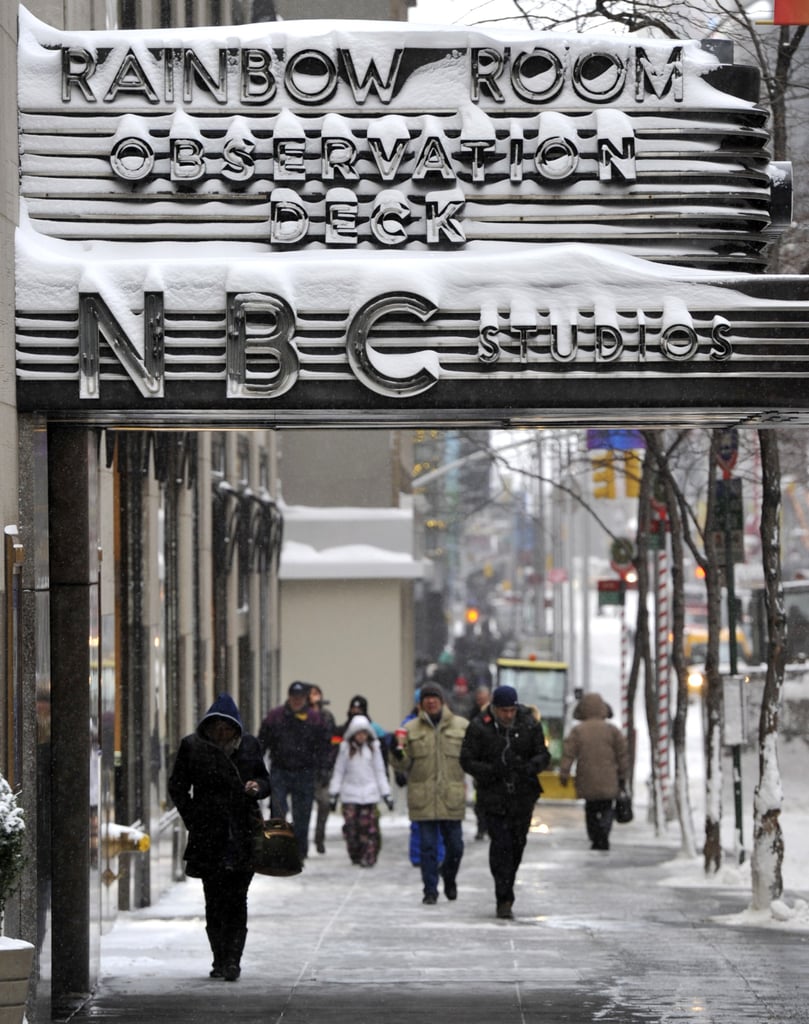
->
[[329, 715, 393, 867]]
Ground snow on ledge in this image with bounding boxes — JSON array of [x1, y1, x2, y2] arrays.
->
[[280, 540, 426, 580], [280, 505, 413, 523]]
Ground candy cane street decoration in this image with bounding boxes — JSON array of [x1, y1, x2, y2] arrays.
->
[[620, 600, 629, 732], [652, 501, 672, 820], [609, 537, 634, 738]]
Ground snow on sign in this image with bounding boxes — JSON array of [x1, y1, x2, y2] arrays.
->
[[13, 7, 809, 426]]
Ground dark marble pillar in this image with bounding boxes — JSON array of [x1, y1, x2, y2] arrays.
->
[[16, 415, 51, 1024], [47, 425, 100, 1017]]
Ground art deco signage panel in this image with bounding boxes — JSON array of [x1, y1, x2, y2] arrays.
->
[[15, 6, 809, 425]]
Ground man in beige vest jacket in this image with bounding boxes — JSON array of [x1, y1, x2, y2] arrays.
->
[[393, 683, 468, 904]]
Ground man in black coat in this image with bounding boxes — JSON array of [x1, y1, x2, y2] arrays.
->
[[259, 681, 331, 860], [168, 693, 270, 981], [460, 685, 550, 920]]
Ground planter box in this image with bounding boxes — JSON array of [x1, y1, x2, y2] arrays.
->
[[0, 939, 34, 1024]]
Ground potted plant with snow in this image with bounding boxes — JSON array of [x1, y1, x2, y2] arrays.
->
[[0, 772, 33, 1024]]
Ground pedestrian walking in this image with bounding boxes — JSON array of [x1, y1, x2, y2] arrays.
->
[[395, 689, 446, 868], [308, 684, 338, 855], [337, 693, 393, 778], [558, 691, 630, 852], [392, 682, 468, 905], [168, 693, 270, 981], [337, 694, 390, 747], [259, 681, 331, 861], [460, 684, 550, 919], [469, 684, 492, 840], [328, 714, 394, 867]]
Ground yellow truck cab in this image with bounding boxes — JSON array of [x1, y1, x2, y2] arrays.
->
[[495, 657, 572, 799]]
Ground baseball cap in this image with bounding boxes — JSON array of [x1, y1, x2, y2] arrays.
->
[[288, 681, 310, 697]]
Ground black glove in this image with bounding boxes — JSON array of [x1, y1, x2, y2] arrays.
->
[[383, 795, 394, 811], [329, 796, 338, 812], [394, 770, 408, 788]]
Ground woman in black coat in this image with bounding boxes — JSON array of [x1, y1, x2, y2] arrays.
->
[[460, 685, 550, 919], [168, 693, 270, 981]]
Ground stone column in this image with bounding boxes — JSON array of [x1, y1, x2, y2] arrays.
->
[[47, 425, 100, 1016]]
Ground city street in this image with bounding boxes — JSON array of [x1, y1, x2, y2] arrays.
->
[[65, 801, 809, 1024]]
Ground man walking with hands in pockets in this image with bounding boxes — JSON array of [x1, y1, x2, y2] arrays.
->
[[461, 685, 550, 919]]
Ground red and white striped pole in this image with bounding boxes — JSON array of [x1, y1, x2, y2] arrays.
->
[[653, 503, 672, 818], [620, 594, 629, 735], [610, 538, 634, 739]]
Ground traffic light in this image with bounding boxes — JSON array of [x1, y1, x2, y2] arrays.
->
[[624, 450, 642, 498], [591, 452, 616, 499], [465, 607, 480, 625]]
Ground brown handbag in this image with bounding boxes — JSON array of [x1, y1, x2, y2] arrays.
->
[[251, 818, 303, 876]]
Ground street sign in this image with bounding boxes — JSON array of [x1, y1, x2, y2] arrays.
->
[[716, 428, 739, 474], [598, 579, 625, 607], [712, 477, 745, 565], [610, 538, 635, 567], [714, 477, 744, 530], [586, 430, 646, 451], [722, 675, 749, 747]]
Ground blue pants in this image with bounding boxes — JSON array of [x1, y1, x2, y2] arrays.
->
[[271, 767, 315, 859], [417, 820, 463, 898], [409, 821, 445, 866]]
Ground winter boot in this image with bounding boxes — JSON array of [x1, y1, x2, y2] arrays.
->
[[206, 926, 224, 979], [223, 928, 247, 982]]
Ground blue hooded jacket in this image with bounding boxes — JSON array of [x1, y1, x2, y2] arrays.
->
[[197, 693, 244, 738]]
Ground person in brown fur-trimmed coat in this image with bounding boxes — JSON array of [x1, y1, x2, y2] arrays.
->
[[559, 692, 629, 852]]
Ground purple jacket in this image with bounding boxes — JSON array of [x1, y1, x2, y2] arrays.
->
[[259, 702, 331, 775]]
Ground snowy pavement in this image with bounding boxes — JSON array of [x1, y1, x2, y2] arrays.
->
[[64, 799, 809, 1024]]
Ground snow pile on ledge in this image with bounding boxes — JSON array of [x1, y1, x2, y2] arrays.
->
[[280, 539, 425, 579]]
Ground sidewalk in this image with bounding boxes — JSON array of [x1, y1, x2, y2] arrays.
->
[[66, 802, 809, 1023]]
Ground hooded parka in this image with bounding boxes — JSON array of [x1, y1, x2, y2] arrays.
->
[[559, 692, 629, 801], [329, 715, 391, 806], [168, 693, 270, 980], [168, 693, 270, 877]]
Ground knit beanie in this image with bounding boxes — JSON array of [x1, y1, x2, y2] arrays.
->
[[491, 685, 518, 708], [419, 682, 445, 703]]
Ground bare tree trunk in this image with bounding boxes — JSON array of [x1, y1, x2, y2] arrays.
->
[[661, 452, 697, 856], [644, 431, 694, 850], [751, 430, 786, 910], [633, 449, 658, 828], [702, 431, 724, 872]]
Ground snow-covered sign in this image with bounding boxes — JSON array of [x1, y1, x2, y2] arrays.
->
[[14, 7, 809, 425], [17, 9, 784, 260]]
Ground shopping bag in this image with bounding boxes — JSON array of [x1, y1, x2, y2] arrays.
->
[[614, 789, 633, 824], [252, 818, 303, 876]]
